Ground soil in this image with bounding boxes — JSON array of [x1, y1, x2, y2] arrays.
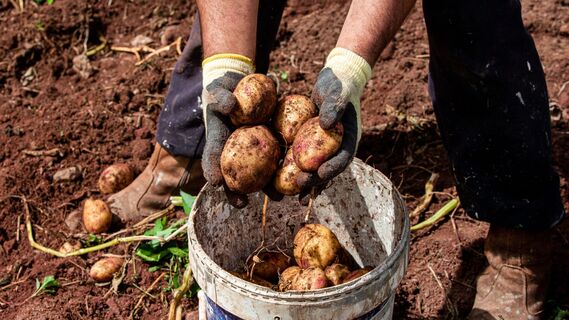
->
[[0, 0, 568, 319]]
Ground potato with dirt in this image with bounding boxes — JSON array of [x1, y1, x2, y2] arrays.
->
[[292, 117, 343, 172], [90, 257, 123, 282], [342, 267, 374, 284], [98, 163, 134, 194], [231, 74, 277, 126], [247, 252, 291, 281], [325, 263, 350, 286], [83, 198, 112, 233], [273, 148, 303, 195], [273, 95, 318, 144], [220, 125, 281, 194], [290, 267, 329, 291], [293, 224, 341, 269], [277, 266, 301, 291]]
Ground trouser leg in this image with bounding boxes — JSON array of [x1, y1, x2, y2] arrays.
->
[[422, 0, 564, 229], [156, 0, 287, 158]]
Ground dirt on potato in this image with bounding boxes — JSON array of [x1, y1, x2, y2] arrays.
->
[[0, 0, 567, 319]]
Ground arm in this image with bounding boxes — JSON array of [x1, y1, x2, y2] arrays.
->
[[337, 0, 417, 66], [196, 0, 259, 59], [198, 0, 260, 207], [298, 0, 416, 198]]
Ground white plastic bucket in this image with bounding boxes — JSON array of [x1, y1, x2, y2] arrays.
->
[[188, 158, 410, 320]]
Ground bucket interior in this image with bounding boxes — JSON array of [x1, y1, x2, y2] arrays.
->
[[192, 160, 407, 274]]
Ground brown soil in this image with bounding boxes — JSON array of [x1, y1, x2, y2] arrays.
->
[[0, 0, 567, 319]]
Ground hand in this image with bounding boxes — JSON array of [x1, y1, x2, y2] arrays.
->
[[201, 54, 255, 207], [297, 48, 372, 202]]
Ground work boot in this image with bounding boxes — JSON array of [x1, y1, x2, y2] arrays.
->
[[468, 225, 553, 320], [107, 144, 206, 223]]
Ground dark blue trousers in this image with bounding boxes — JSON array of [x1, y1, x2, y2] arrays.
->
[[156, 0, 564, 229]]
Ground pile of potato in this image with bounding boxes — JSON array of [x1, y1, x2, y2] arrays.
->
[[220, 73, 343, 195], [235, 224, 373, 291]]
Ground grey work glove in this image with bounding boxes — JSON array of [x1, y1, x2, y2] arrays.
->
[[297, 48, 372, 203], [201, 54, 255, 208]]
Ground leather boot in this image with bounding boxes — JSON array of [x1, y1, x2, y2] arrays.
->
[[468, 225, 553, 320], [107, 144, 206, 223]]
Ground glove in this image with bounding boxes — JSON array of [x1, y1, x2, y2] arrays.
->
[[201, 54, 255, 207], [297, 47, 372, 202]]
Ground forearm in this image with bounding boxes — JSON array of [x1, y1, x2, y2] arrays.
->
[[197, 0, 259, 59], [337, 0, 416, 65]]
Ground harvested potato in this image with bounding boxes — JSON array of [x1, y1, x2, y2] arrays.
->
[[291, 267, 328, 291], [273, 148, 303, 195], [231, 74, 277, 126], [90, 257, 123, 282], [342, 267, 374, 284], [292, 117, 343, 172], [248, 252, 291, 281], [98, 163, 134, 194], [58, 241, 81, 254], [293, 224, 341, 269], [221, 125, 281, 194], [325, 263, 350, 286], [83, 198, 112, 234], [229, 271, 274, 288], [273, 95, 317, 144], [278, 266, 301, 291]]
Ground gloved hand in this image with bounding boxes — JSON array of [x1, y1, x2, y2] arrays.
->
[[297, 47, 372, 202], [201, 54, 255, 207]]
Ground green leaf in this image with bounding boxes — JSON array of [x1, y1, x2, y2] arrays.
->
[[84, 234, 103, 247], [167, 246, 188, 258], [34, 275, 60, 297], [180, 191, 195, 215], [280, 71, 289, 81], [135, 244, 171, 262], [148, 266, 162, 272]]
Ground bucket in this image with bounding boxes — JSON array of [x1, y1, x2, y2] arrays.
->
[[188, 158, 410, 320]]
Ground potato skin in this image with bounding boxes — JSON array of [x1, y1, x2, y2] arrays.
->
[[325, 263, 350, 286], [221, 125, 281, 194], [83, 198, 112, 234], [231, 74, 277, 126], [292, 117, 343, 172], [293, 224, 341, 269], [290, 267, 329, 291], [273, 95, 317, 144], [90, 257, 123, 282], [247, 252, 291, 281], [342, 267, 374, 284], [273, 148, 303, 195], [278, 266, 301, 291], [98, 163, 134, 194]]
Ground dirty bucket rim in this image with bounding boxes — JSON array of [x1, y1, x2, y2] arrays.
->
[[188, 159, 410, 301]]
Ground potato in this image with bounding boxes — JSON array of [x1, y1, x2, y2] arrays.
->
[[83, 198, 112, 234], [229, 271, 274, 288], [278, 266, 301, 291], [291, 267, 329, 291], [58, 241, 81, 254], [273, 148, 303, 195], [293, 224, 341, 269], [325, 263, 350, 286], [98, 163, 134, 194], [231, 74, 277, 126], [247, 252, 291, 281], [90, 257, 123, 282], [342, 267, 374, 284], [273, 95, 318, 144], [292, 117, 343, 172], [221, 125, 281, 194]]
